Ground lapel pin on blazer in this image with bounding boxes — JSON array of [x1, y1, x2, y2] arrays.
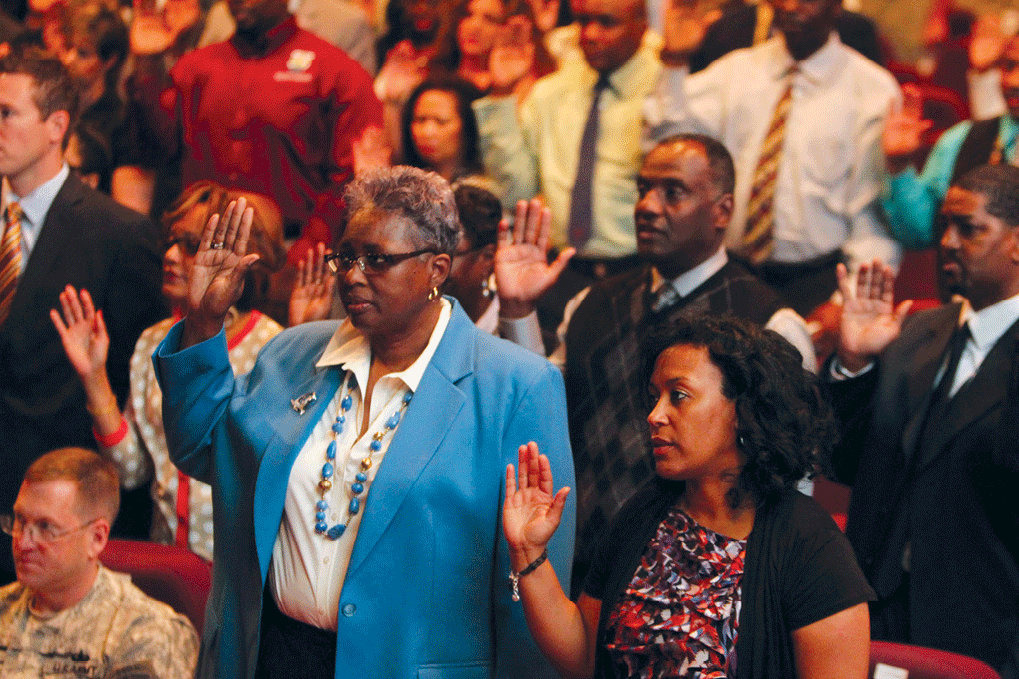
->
[[291, 392, 317, 415]]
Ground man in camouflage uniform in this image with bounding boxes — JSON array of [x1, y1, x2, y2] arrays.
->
[[0, 448, 197, 678]]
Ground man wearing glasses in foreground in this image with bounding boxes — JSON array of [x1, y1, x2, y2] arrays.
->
[[0, 447, 197, 679]]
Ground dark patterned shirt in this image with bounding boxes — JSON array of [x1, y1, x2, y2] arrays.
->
[[606, 506, 746, 678]]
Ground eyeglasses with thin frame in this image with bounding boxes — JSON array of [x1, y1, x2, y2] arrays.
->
[[325, 249, 437, 275], [0, 514, 100, 544]]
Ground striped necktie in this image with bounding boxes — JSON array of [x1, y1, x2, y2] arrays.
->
[[649, 282, 680, 314], [743, 69, 795, 264], [0, 201, 23, 325]]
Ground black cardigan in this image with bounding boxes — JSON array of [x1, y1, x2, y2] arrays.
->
[[584, 481, 875, 679]]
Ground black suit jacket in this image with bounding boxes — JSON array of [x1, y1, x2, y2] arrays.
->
[[690, 2, 885, 73], [0, 172, 165, 512], [829, 303, 1019, 676]]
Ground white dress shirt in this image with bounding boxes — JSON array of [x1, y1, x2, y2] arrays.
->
[[644, 33, 902, 272], [968, 68, 1007, 122], [950, 293, 1019, 397], [269, 300, 451, 630]]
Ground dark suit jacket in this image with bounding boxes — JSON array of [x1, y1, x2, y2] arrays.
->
[[690, 2, 885, 73], [0, 172, 165, 513], [829, 303, 1019, 676]]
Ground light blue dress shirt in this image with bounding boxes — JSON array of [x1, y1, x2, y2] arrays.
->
[[2, 163, 70, 272]]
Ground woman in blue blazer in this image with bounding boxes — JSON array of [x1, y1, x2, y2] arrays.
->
[[153, 167, 576, 679]]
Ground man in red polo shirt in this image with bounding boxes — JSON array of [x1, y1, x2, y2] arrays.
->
[[131, 0, 384, 250]]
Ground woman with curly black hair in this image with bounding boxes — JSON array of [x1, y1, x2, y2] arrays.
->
[[503, 314, 875, 679]]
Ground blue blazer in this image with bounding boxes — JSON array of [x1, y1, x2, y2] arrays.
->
[[154, 300, 575, 679]]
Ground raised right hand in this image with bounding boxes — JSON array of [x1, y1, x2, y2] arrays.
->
[[494, 198, 574, 319], [288, 242, 336, 326], [50, 285, 110, 381], [661, 0, 721, 65], [969, 13, 1008, 72], [882, 83, 931, 174], [489, 17, 536, 96], [836, 261, 913, 372], [353, 126, 392, 176], [130, 0, 198, 56], [503, 442, 571, 566], [375, 40, 428, 103], [183, 197, 259, 346]]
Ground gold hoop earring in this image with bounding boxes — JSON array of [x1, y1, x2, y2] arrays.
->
[[428, 286, 439, 301]]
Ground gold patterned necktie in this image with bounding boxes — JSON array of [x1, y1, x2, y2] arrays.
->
[[0, 201, 23, 325], [989, 131, 1019, 167], [743, 69, 795, 264]]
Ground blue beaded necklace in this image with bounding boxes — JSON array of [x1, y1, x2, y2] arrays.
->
[[314, 374, 413, 540]]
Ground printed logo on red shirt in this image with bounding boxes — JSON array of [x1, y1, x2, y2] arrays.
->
[[276, 49, 316, 82]]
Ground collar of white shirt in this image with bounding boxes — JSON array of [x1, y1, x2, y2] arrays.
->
[[649, 245, 728, 298], [314, 297, 453, 393], [765, 31, 845, 86], [961, 291, 1019, 354]]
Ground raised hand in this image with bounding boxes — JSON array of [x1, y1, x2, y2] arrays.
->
[[661, 0, 722, 65], [50, 286, 122, 433], [494, 198, 574, 319], [163, 0, 201, 38], [130, 0, 199, 56], [375, 40, 429, 103], [182, 197, 260, 347], [503, 442, 571, 566], [836, 260, 913, 373], [527, 0, 559, 35], [489, 16, 536, 97], [969, 13, 1008, 72], [50, 285, 110, 382], [883, 83, 931, 174], [289, 242, 336, 326], [353, 126, 392, 176]]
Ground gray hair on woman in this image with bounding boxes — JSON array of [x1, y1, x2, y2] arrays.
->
[[342, 166, 462, 255]]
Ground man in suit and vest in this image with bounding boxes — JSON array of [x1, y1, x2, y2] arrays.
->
[[500, 133, 814, 591], [883, 32, 1019, 249], [830, 163, 1019, 676], [0, 50, 165, 580]]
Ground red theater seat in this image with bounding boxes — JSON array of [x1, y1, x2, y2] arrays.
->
[[871, 641, 1002, 679], [100, 539, 212, 633]]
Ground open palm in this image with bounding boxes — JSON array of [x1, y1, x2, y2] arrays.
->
[[188, 197, 260, 323], [883, 84, 931, 170], [495, 199, 573, 315], [503, 442, 570, 558], [837, 261, 912, 368], [50, 286, 109, 381], [289, 242, 336, 325], [662, 0, 721, 60]]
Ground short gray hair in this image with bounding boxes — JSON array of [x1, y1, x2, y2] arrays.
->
[[342, 167, 461, 255]]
